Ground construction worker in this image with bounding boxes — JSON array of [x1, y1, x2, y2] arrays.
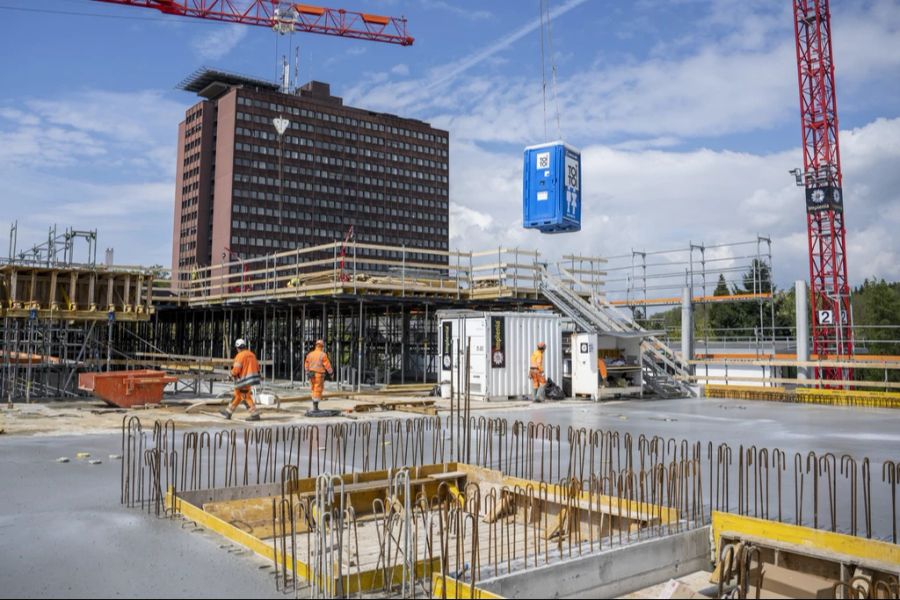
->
[[305, 339, 334, 412], [530, 341, 547, 402], [598, 356, 609, 387], [221, 338, 261, 421]]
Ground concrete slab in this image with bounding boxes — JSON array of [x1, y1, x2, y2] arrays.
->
[[0, 433, 283, 599], [2, 396, 898, 597], [502, 396, 900, 465], [477, 527, 711, 599]]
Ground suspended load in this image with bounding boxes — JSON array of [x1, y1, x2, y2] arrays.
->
[[522, 141, 581, 233]]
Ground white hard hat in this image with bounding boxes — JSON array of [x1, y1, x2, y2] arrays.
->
[[235, 338, 247, 348]]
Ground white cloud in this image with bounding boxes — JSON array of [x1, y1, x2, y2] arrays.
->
[[347, 1, 900, 147], [345, 0, 590, 113], [2, 172, 175, 266], [192, 24, 248, 61], [391, 63, 410, 77], [0, 89, 185, 266], [445, 118, 900, 289], [418, 0, 493, 22], [0, 90, 184, 176]]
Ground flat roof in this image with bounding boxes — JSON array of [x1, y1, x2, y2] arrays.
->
[[178, 68, 279, 99], [524, 140, 581, 154]]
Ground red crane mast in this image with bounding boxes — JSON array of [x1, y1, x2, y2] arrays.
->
[[91, 1, 414, 46], [792, 0, 853, 381]]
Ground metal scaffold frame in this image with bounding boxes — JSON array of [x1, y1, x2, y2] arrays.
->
[[146, 300, 443, 388], [602, 237, 779, 352]]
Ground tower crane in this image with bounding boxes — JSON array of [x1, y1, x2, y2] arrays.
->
[[791, 0, 853, 382], [90, 1, 414, 46]]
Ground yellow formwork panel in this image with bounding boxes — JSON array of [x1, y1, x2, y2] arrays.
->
[[711, 511, 900, 568], [432, 574, 504, 599], [456, 464, 680, 525], [704, 385, 788, 402], [796, 387, 900, 409], [167, 488, 442, 595], [706, 384, 900, 409]]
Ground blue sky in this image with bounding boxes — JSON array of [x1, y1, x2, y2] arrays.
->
[[1, 0, 899, 286]]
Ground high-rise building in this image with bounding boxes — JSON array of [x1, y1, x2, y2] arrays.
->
[[172, 69, 450, 286]]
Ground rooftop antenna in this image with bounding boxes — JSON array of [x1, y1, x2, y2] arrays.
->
[[293, 46, 300, 93], [8, 221, 17, 263], [281, 55, 290, 94]]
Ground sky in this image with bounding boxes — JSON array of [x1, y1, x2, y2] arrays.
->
[[0, 0, 899, 289]]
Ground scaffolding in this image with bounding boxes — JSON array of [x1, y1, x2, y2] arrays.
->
[[602, 237, 779, 354], [0, 256, 154, 402], [1, 228, 803, 400], [5, 222, 99, 267]]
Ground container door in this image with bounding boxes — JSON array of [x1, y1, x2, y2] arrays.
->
[[464, 318, 487, 396], [523, 147, 559, 225], [562, 147, 581, 227], [572, 333, 598, 399]]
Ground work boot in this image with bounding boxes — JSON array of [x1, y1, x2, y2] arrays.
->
[[312, 400, 320, 412], [247, 412, 260, 422], [220, 409, 232, 420]]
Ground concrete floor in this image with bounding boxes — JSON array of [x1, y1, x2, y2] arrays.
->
[[0, 396, 897, 598], [0, 433, 283, 599], [521, 396, 900, 464]]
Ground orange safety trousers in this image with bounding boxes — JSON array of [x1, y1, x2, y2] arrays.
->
[[228, 386, 257, 413], [310, 373, 326, 400], [529, 368, 546, 390]]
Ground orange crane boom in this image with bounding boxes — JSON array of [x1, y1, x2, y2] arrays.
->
[[91, 1, 414, 45]]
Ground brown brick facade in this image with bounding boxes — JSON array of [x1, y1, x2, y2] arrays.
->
[[172, 75, 449, 286]]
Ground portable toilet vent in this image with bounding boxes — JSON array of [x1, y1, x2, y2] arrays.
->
[[522, 141, 581, 233]]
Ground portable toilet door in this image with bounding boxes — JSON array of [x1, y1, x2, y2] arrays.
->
[[522, 141, 581, 233]]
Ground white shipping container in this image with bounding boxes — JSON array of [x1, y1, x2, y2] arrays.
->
[[437, 311, 562, 401]]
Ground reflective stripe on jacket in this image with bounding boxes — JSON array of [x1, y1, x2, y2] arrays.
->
[[305, 349, 333, 374], [232, 349, 261, 388]]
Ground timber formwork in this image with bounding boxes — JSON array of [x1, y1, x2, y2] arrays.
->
[[0, 263, 155, 402]]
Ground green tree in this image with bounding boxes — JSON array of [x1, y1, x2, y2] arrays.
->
[[708, 274, 743, 334], [852, 278, 900, 382], [148, 264, 171, 280]]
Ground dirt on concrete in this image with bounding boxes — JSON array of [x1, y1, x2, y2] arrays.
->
[[0, 394, 536, 437]]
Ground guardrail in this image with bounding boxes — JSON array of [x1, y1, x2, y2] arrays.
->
[[147, 244, 612, 307]]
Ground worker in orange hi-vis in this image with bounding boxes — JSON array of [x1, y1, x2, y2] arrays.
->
[[529, 341, 547, 403], [305, 339, 334, 412], [221, 338, 261, 421]]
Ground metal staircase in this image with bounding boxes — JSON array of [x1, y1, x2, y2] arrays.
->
[[539, 265, 694, 398]]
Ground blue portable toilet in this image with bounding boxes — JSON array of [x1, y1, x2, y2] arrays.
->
[[522, 141, 581, 233]]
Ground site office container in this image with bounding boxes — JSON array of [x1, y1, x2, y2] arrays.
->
[[522, 141, 582, 233], [437, 310, 562, 401]]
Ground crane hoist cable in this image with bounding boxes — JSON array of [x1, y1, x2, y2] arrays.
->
[[539, 0, 563, 141]]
